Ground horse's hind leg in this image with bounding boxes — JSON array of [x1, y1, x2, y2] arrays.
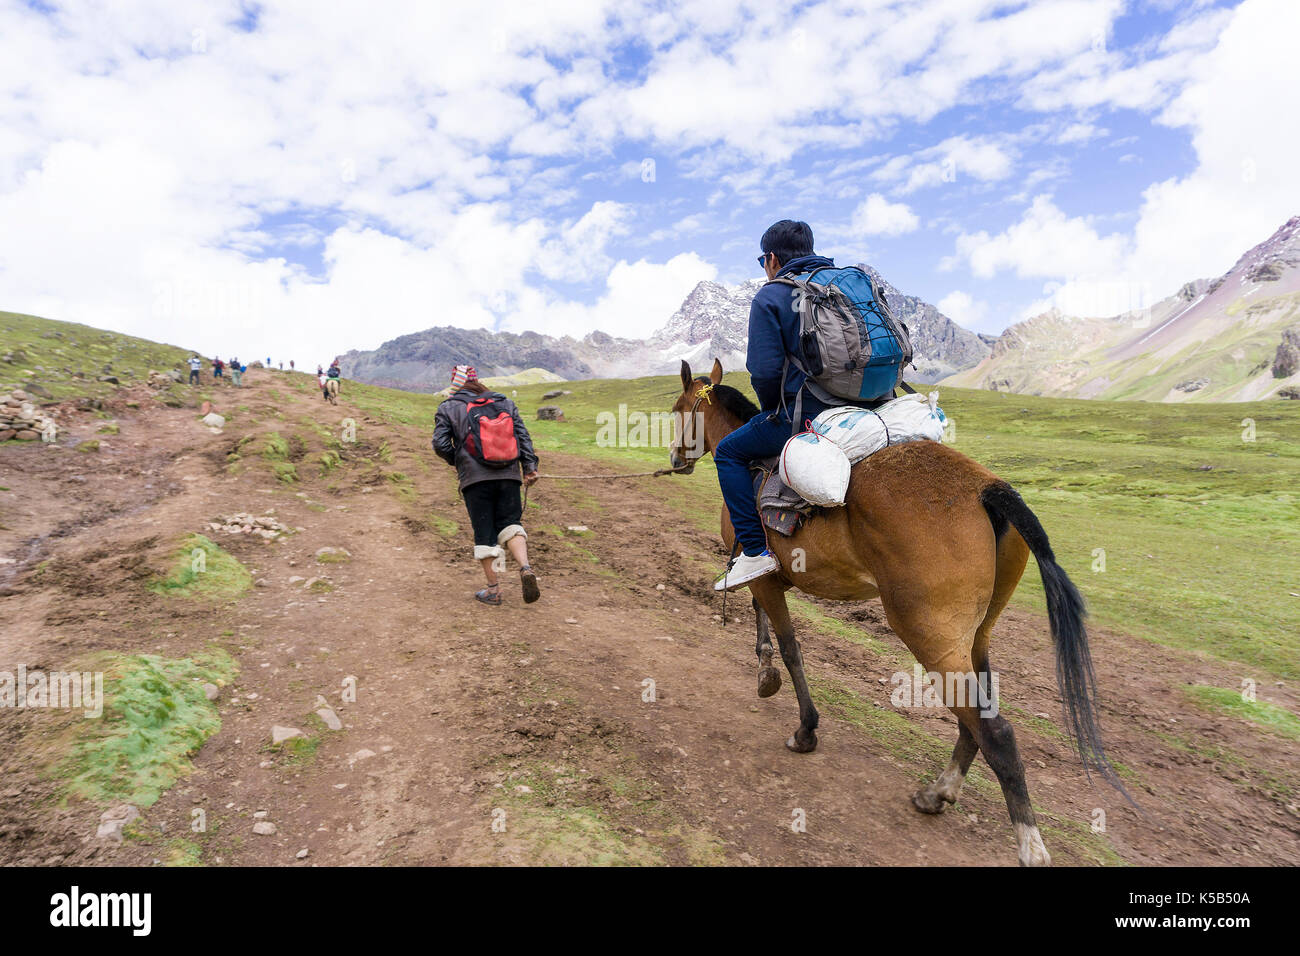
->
[[750, 577, 818, 752], [976, 709, 1050, 866], [913, 721, 978, 814], [914, 528, 1033, 816], [754, 598, 781, 698], [965, 528, 1047, 864]]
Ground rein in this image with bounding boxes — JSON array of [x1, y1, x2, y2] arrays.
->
[[537, 466, 690, 480], [530, 382, 715, 483]]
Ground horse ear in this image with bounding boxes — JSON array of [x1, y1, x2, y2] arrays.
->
[[709, 358, 723, 385], [680, 360, 692, 393]]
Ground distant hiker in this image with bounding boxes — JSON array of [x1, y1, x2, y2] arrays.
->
[[279, 361, 283, 370], [213, 357, 224, 380], [711, 219, 911, 591], [188, 355, 202, 385], [318, 369, 328, 399], [230, 358, 243, 387], [432, 365, 541, 606], [290, 360, 295, 370], [267, 356, 272, 367]]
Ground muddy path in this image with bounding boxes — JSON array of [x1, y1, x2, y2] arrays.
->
[[1, 371, 1296, 866]]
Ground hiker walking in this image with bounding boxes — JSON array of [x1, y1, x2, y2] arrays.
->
[[432, 365, 541, 606], [213, 356, 224, 381], [188, 354, 202, 385], [230, 357, 243, 387]]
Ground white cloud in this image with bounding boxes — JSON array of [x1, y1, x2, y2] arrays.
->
[[871, 135, 1016, 194], [506, 253, 718, 339], [953, 195, 1127, 281], [936, 291, 988, 329], [1126, 0, 1300, 293], [1055, 122, 1105, 145], [951, 0, 1300, 324], [0, 0, 1292, 356], [537, 201, 632, 281], [850, 194, 919, 237]]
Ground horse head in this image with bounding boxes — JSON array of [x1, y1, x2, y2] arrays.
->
[[668, 358, 725, 474]]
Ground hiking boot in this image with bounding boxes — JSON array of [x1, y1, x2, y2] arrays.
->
[[714, 550, 779, 591], [520, 566, 541, 604], [474, 583, 502, 606]]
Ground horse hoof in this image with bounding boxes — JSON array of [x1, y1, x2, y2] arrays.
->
[[757, 666, 782, 698], [911, 790, 947, 815], [785, 730, 817, 753]]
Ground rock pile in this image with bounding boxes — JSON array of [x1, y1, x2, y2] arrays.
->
[[207, 512, 293, 539], [147, 369, 183, 388], [0, 388, 57, 441]]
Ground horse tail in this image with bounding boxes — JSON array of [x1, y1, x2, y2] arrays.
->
[[980, 480, 1137, 806]]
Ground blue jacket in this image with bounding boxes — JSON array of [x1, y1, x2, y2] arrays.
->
[[746, 254, 838, 418]]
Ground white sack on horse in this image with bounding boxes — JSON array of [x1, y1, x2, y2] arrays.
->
[[779, 428, 851, 506], [811, 392, 947, 464]]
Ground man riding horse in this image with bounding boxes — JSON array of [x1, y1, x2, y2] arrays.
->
[[666, 220, 1134, 865], [712, 219, 878, 591]]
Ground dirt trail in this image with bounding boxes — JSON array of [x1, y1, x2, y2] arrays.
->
[[1, 371, 1297, 866]]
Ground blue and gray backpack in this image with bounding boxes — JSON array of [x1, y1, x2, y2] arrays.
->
[[768, 265, 914, 420]]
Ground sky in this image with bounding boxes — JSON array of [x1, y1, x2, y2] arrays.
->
[[1, 0, 1298, 365]]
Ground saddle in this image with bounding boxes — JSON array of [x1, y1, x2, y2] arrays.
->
[[751, 457, 814, 537]]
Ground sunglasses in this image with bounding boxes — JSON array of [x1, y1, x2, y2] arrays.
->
[[756, 252, 771, 267]]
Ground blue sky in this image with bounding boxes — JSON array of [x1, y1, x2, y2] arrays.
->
[[1, 0, 1297, 363]]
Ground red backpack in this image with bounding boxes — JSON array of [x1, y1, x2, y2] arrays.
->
[[463, 396, 519, 467]]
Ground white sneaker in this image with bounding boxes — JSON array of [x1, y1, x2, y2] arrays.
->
[[714, 550, 780, 591]]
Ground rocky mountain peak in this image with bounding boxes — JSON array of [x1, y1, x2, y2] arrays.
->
[[342, 264, 991, 389], [1236, 215, 1300, 282]]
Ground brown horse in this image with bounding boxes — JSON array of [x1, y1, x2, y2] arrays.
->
[[325, 378, 340, 405], [669, 359, 1127, 866]]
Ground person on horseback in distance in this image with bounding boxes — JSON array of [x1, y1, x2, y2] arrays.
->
[[712, 219, 875, 591], [433, 365, 541, 606]]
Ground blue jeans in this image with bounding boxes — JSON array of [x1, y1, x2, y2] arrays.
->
[[715, 409, 796, 556]]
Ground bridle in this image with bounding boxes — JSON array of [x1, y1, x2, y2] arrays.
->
[[675, 381, 716, 467]]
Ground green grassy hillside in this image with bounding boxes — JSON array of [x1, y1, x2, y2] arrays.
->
[[0, 310, 197, 401]]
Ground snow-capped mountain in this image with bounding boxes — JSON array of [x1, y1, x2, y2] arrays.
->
[[340, 266, 991, 390]]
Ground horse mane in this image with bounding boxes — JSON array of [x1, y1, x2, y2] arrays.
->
[[697, 377, 759, 424]]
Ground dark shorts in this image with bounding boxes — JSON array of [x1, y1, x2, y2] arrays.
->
[[462, 479, 523, 547]]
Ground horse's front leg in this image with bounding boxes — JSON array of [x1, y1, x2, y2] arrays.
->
[[749, 577, 818, 752], [753, 597, 781, 698]]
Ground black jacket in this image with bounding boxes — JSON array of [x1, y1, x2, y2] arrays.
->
[[432, 389, 539, 490]]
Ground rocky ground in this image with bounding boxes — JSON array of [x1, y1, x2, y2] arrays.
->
[[1, 369, 1297, 866]]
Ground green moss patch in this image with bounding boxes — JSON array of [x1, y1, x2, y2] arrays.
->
[[43, 648, 237, 807], [149, 534, 252, 600]]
